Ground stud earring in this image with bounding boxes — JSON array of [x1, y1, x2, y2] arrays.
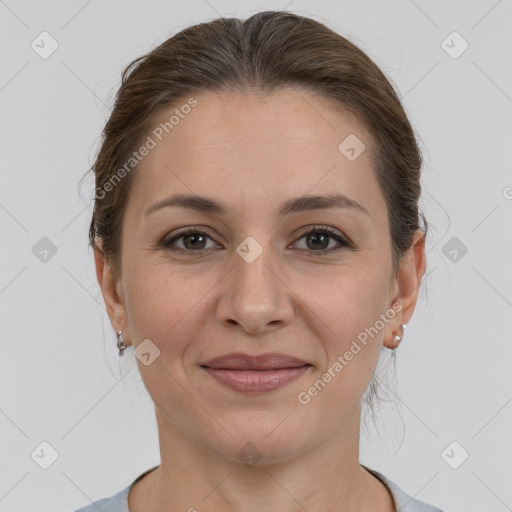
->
[[117, 330, 126, 355], [392, 323, 406, 349]]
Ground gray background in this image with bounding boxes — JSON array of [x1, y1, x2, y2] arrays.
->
[[1, 1, 511, 511]]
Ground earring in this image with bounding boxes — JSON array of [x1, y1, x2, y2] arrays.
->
[[392, 323, 406, 349], [117, 330, 126, 355]]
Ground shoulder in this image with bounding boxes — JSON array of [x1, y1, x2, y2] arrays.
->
[[362, 465, 444, 512], [72, 485, 130, 512], [72, 465, 159, 512]]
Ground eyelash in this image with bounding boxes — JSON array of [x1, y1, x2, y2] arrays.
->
[[161, 225, 351, 257]]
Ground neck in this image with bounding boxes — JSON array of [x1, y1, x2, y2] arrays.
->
[[128, 405, 395, 512]]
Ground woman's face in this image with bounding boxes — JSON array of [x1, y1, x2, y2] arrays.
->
[[97, 88, 424, 464]]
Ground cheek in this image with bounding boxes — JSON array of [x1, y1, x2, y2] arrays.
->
[[305, 264, 389, 370], [123, 261, 209, 349], [294, 273, 387, 423], [122, 266, 211, 408]]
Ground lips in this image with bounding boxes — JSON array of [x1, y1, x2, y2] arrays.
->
[[200, 352, 310, 370], [200, 353, 312, 392]]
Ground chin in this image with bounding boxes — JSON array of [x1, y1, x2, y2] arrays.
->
[[202, 413, 314, 467]]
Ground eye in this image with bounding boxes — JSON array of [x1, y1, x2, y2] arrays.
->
[[161, 225, 351, 256], [292, 226, 351, 255], [162, 227, 218, 253]]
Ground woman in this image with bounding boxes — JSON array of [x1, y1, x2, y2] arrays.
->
[[75, 10, 443, 512]]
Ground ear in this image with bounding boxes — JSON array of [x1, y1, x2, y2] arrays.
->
[[93, 240, 132, 347], [383, 229, 427, 349]]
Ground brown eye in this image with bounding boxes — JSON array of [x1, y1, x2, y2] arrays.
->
[[293, 226, 350, 255], [163, 229, 217, 252], [161, 225, 351, 256], [180, 232, 208, 250]]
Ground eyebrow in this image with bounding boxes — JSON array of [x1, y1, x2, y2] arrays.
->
[[145, 192, 370, 218]]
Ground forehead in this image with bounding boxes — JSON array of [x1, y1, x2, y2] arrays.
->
[[145, 88, 373, 160], [127, 88, 385, 223]]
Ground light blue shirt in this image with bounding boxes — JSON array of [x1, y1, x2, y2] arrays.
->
[[73, 465, 443, 511]]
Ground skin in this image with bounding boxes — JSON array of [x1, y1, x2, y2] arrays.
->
[[95, 88, 426, 512]]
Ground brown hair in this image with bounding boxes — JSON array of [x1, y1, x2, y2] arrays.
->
[[81, 10, 428, 429]]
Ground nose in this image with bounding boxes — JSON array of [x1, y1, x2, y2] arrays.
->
[[216, 244, 294, 335]]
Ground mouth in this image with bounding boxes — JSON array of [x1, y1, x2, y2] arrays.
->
[[201, 352, 310, 370], [201, 366, 312, 393], [200, 352, 312, 393]]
